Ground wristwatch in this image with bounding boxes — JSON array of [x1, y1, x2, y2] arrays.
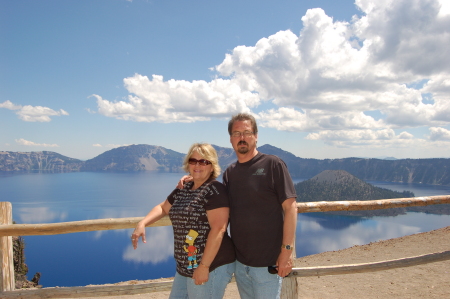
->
[[281, 244, 293, 250]]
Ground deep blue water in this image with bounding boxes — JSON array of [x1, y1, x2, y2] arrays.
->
[[1, 172, 450, 288]]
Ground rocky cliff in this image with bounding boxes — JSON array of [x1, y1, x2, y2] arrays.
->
[[0, 151, 83, 172], [81, 144, 185, 172], [13, 236, 41, 289]]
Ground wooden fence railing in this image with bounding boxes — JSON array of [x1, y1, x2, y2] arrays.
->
[[1, 195, 450, 298]]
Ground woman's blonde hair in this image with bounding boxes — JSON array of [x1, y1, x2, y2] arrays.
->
[[182, 143, 221, 179]]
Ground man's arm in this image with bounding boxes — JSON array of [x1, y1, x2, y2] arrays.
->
[[276, 197, 297, 277]]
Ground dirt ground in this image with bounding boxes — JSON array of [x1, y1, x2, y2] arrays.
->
[[80, 226, 449, 299]]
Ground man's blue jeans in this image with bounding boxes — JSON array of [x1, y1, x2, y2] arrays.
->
[[235, 260, 282, 299], [169, 262, 235, 299]]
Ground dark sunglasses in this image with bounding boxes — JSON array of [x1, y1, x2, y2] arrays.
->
[[188, 158, 212, 166]]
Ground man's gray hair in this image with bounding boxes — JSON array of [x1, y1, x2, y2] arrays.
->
[[228, 113, 258, 136]]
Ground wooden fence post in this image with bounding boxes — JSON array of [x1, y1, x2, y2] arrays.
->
[[280, 240, 298, 299], [0, 202, 15, 291]]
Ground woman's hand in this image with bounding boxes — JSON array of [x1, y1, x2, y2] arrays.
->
[[130, 200, 172, 250], [192, 263, 209, 285], [131, 224, 146, 250]]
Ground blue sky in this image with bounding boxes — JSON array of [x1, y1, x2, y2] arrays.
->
[[2, 0, 450, 160]]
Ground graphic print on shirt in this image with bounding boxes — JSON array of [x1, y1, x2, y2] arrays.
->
[[168, 180, 234, 277], [184, 229, 199, 269], [253, 168, 266, 175], [169, 182, 212, 276]]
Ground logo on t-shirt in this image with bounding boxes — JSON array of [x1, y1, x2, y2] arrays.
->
[[184, 229, 199, 270], [253, 168, 266, 175]]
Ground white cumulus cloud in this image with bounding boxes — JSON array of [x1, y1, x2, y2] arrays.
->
[[305, 129, 425, 148], [15, 138, 59, 148], [0, 100, 22, 110], [93, 0, 450, 150], [0, 100, 69, 122], [92, 74, 260, 123], [428, 127, 450, 141]]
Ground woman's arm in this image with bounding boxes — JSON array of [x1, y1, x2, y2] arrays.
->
[[131, 199, 172, 250], [192, 207, 229, 285]]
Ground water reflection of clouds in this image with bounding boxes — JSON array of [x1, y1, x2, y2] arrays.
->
[[298, 218, 322, 232], [96, 207, 175, 264], [92, 209, 144, 239], [123, 226, 174, 264], [375, 213, 450, 233], [99, 209, 145, 219], [16, 207, 68, 223], [296, 215, 419, 257]]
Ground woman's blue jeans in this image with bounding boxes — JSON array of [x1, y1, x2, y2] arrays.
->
[[169, 262, 235, 299]]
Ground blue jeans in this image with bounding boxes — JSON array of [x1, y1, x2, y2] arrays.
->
[[235, 260, 282, 299], [169, 262, 235, 299]]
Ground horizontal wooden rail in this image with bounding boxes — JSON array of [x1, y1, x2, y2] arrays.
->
[[296, 195, 450, 213], [0, 216, 172, 237], [0, 196, 449, 237], [289, 250, 450, 277], [0, 279, 174, 299], [2, 251, 449, 298]]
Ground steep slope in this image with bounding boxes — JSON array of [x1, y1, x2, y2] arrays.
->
[[212, 144, 236, 171], [0, 151, 83, 172], [81, 144, 184, 172], [295, 170, 414, 216]]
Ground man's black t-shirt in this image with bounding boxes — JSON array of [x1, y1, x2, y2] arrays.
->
[[223, 152, 297, 267]]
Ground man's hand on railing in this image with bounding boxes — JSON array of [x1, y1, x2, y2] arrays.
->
[[276, 248, 294, 278]]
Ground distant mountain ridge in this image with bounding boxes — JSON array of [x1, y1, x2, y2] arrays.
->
[[0, 151, 83, 172], [81, 144, 185, 172], [258, 144, 450, 186], [2, 144, 450, 186]]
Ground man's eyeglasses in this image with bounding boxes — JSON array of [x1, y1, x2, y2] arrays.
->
[[231, 131, 254, 138], [188, 158, 212, 166]]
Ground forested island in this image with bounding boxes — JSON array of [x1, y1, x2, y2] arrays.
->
[[295, 170, 449, 216]]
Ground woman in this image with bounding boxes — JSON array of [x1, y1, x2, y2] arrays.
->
[[131, 143, 235, 299]]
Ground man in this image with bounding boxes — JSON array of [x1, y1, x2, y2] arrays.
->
[[223, 113, 297, 299]]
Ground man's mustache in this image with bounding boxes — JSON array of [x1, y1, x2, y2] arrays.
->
[[238, 141, 248, 146]]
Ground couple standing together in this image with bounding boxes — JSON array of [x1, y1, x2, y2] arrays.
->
[[131, 113, 298, 299]]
